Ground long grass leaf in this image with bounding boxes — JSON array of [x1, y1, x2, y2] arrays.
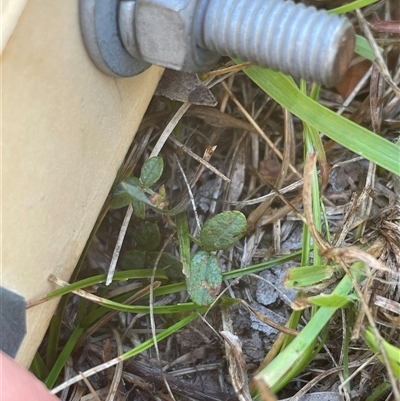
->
[[254, 261, 365, 393], [45, 326, 84, 388], [31, 270, 168, 304], [329, 0, 380, 14], [50, 311, 206, 393], [240, 65, 400, 175]]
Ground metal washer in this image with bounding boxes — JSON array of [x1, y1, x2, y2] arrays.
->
[[80, 0, 150, 77]]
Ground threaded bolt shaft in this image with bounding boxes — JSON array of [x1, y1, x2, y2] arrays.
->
[[196, 0, 355, 87]]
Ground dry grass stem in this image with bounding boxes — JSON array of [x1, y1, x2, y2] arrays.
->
[[229, 178, 304, 207], [169, 135, 230, 182], [290, 361, 364, 401], [221, 330, 252, 401], [338, 354, 377, 395], [122, 372, 174, 401], [78, 372, 102, 401], [104, 326, 124, 401], [337, 66, 373, 116], [375, 295, 400, 315], [149, 232, 178, 401], [356, 9, 400, 99], [150, 102, 192, 158], [204, 62, 252, 78], [221, 80, 302, 178], [175, 155, 201, 230], [169, 136, 231, 182], [332, 188, 372, 247], [106, 204, 133, 285], [241, 300, 299, 337], [302, 152, 331, 251]]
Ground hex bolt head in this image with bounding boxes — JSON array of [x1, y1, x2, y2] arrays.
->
[[196, 0, 355, 87], [133, 0, 220, 72]]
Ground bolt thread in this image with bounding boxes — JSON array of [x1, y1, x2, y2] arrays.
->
[[199, 0, 355, 87]]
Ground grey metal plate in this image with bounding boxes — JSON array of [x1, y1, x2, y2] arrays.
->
[[0, 286, 26, 358]]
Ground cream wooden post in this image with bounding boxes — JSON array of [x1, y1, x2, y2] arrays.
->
[[2, 0, 163, 366]]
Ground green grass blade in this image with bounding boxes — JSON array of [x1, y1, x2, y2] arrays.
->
[[77, 251, 305, 332], [343, 308, 354, 392], [301, 222, 312, 267], [31, 352, 49, 380], [222, 249, 303, 280], [355, 35, 379, 61], [308, 293, 357, 307], [50, 310, 206, 393], [240, 65, 400, 175], [176, 212, 192, 278], [145, 250, 304, 299], [366, 383, 392, 401], [329, 0, 380, 14], [37, 270, 168, 302], [46, 307, 64, 369], [84, 251, 304, 329], [304, 123, 325, 162], [281, 310, 303, 350], [362, 327, 400, 377], [151, 282, 188, 297], [254, 261, 365, 393], [73, 293, 208, 314], [45, 326, 84, 388], [109, 250, 303, 301], [285, 265, 340, 289], [118, 309, 206, 361]]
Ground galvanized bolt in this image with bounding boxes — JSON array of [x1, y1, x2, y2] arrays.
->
[[196, 0, 356, 87], [81, 0, 355, 87]]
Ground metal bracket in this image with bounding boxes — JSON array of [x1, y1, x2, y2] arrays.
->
[[0, 286, 26, 358], [79, 0, 150, 77]]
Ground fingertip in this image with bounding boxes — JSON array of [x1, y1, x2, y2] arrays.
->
[[0, 351, 60, 401]]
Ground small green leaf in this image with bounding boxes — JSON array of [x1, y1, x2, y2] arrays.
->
[[119, 178, 186, 216], [111, 177, 141, 210], [148, 252, 184, 281], [133, 222, 160, 251], [132, 198, 146, 219], [140, 157, 164, 187], [121, 250, 147, 270], [200, 211, 247, 251], [187, 251, 222, 305], [110, 194, 131, 210], [308, 293, 357, 308], [119, 179, 156, 205]]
